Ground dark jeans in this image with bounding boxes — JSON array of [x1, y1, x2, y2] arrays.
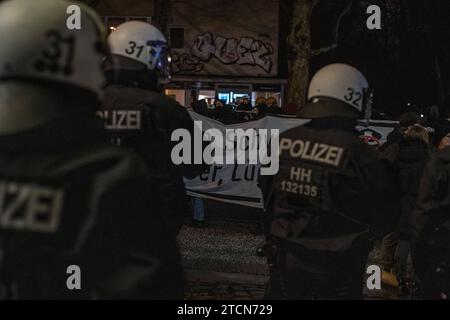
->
[[191, 197, 205, 221]]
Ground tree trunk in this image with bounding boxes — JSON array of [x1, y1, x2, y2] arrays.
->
[[153, 0, 170, 37], [285, 0, 315, 114]]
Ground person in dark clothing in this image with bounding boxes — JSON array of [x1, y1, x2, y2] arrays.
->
[[259, 64, 400, 299], [212, 99, 225, 120], [101, 21, 206, 235], [379, 112, 422, 151], [237, 97, 253, 112], [0, 0, 182, 299], [220, 104, 240, 124], [266, 97, 283, 115], [378, 125, 430, 294], [234, 97, 255, 122], [384, 125, 431, 235], [409, 123, 450, 299], [193, 99, 211, 117], [212, 99, 237, 123], [255, 97, 268, 118], [432, 121, 450, 149], [211, 99, 239, 124]]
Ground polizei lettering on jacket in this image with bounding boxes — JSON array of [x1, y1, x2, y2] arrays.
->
[[97, 110, 142, 131], [279, 138, 344, 167], [0, 181, 64, 233]]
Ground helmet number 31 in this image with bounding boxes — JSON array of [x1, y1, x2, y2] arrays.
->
[[34, 30, 76, 77], [344, 87, 362, 107], [125, 41, 145, 59]]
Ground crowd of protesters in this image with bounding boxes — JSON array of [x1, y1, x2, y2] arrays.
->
[[364, 110, 450, 298], [191, 96, 284, 124]]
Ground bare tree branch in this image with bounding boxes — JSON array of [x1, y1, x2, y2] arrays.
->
[[311, 0, 355, 56]]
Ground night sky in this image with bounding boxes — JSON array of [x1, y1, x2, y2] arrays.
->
[[303, 0, 450, 119]]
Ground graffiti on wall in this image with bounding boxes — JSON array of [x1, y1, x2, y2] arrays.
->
[[172, 32, 275, 75]]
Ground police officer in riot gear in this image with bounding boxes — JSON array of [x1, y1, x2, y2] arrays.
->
[[259, 64, 401, 299], [0, 0, 182, 299], [102, 21, 205, 234]]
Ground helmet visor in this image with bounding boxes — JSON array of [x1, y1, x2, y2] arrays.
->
[[157, 47, 171, 84], [147, 40, 171, 83]]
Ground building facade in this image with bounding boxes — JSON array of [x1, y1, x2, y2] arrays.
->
[[94, 0, 285, 108]]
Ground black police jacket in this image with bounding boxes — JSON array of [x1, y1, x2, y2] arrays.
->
[[260, 118, 401, 254], [383, 139, 430, 238], [102, 85, 207, 232], [0, 116, 183, 299]]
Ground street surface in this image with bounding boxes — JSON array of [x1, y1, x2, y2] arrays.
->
[[179, 200, 399, 300]]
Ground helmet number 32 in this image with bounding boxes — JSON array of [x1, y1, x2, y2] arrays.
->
[[34, 30, 76, 77], [344, 87, 362, 107]]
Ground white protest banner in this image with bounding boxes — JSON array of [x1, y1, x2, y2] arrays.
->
[[184, 111, 397, 208]]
